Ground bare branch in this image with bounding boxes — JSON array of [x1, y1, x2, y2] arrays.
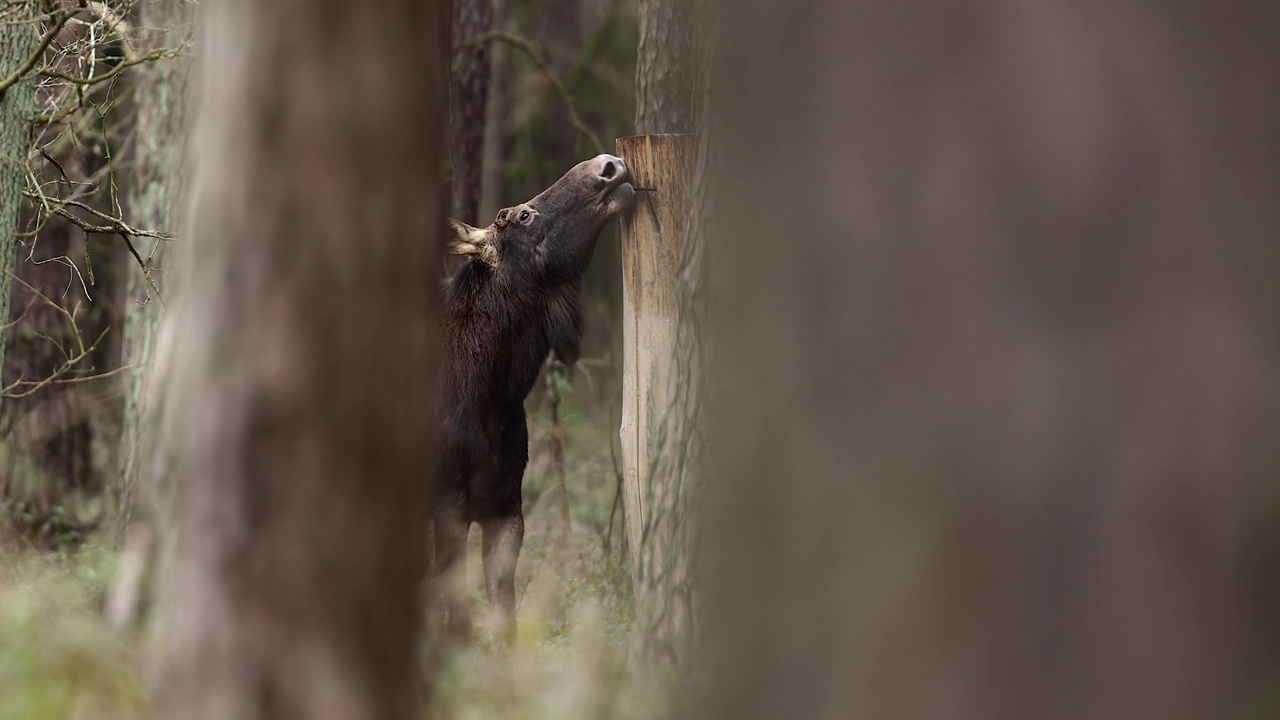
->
[[39, 45, 177, 86], [0, 9, 68, 96]]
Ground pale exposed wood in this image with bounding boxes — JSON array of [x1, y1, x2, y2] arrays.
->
[[617, 133, 693, 588]]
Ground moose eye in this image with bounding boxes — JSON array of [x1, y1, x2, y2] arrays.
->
[[519, 211, 530, 222]]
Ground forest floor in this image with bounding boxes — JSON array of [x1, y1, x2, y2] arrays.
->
[[0, 382, 666, 720]]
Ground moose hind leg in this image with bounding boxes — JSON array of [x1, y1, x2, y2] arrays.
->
[[434, 505, 472, 642], [481, 511, 524, 645]]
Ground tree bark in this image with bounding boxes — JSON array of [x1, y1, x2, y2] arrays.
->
[[0, 12, 40, 421], [634, 0, 697, 134], [451, 0, 493, 225], [710, 1, 1280, 719], [115, 0, 193, 540], [617, 133, 698, 668], [626, 0, 711, 669], [152, 0, 450, 717]]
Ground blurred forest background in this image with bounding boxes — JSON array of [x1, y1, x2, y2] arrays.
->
[[0, 1, 668, 717], [2, 0, 1280, 719]]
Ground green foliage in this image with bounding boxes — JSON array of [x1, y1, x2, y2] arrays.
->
[[0, 544, 145, 720]]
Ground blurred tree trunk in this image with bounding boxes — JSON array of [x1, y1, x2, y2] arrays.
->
[[451, 0, 492, 224], [0, 14, 39, 424], [151, 0, 450, 717], [115, 0, 193, 540], [538, 0, 582, 170], [478, 0, 507, 222], [634, 0, 696, 134], [710, 2, 1280, 719]]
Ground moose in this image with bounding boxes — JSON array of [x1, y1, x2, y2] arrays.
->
[[436, 154, 635, 643]]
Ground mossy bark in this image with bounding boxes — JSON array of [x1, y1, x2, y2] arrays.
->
[[0, 17, 40, 419]]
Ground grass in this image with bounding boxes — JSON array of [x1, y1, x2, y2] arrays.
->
[[0, 381, 659, 720], [0, 542, 147, 720]]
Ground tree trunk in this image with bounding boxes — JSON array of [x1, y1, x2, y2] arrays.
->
[[0, 13, 39, 423], [451, 0, 493, 225], [538, 0, 582, 170], [477, 0, 507, 223], [2, 6, 139, 542], [115, 0, 194, 540], [152, 0, 450, 717], [634, 0, 697, 134], [617, 133, 699, 668], [710, 2, 1280, 719], [626, 0, 710, 669]]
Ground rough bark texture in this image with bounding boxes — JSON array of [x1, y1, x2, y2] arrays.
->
[[626, 0, 712, 669], [116, 0, 193, 539], [152, 0, 450, 717], [616, 133, 697, 667], [0, 14, 39, 424], [634, 0, 696, 134], [451, 0, 493, 225], [710, 1, 1280, 719]]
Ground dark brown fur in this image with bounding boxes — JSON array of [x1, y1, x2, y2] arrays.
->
[[437, 155, 634, 642]]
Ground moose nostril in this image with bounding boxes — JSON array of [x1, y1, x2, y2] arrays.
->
[[600, 160, 617, 180]]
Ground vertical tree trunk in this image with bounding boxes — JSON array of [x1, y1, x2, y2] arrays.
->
[[627, 0, 709, 669], [0, 15, 39, 420], [617, 133, 698, 667], [710, 2, 1280, 719], [451, 0, 493, 225], [539, 0, 582, 170], [3, 9, 146, 540], [115, 0, 193, 539], [634, 0, 696, 134], [152, 0, 450, 717], [478, 0, 507, 223]]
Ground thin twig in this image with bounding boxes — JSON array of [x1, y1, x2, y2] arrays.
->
[[5, 361, 135, 390], [2, 328, 107, 398], [545, 362, 572, 542], [0, 10, 69, 97], [40, 46, 176, 87], [605, 401, 625, 558]]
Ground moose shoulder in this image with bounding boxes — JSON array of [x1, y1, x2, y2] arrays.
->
[[436, 154, 635, 643]]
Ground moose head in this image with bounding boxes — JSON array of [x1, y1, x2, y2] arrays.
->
[[447, 154, 635, 280]]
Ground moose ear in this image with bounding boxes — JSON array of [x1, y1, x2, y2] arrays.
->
[[447, 219, 498, 267]]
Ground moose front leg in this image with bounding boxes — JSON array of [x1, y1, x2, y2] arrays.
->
[[481, 511, 524, 645], [434, 504, 472, 642]]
